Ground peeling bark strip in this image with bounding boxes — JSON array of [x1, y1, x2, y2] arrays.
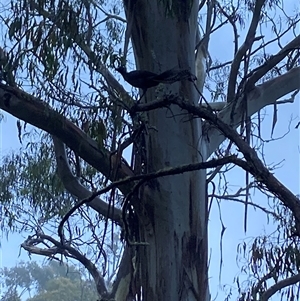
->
[[164, 0, 194, 21]]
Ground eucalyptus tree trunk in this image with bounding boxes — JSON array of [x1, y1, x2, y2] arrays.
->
[[123, 1, 209, 300]]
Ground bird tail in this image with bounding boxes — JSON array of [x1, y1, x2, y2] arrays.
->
[[153, 69, 197, 84]]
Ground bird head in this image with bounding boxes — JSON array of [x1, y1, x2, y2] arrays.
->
[[115, 66, 127, 75]]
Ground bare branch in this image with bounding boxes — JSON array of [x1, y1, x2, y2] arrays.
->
[[97, 5, 126, 23], [207, 66, 300, 156], [215, 1, 239, 54], [227, 0, 266, 102], [58, 155, 237, 240], [21, 233, 108, 297], [214, 196, 279, 217], [246, 35, 300, 88], [251, 19, 300, 57], [162, 97, 300, 233]]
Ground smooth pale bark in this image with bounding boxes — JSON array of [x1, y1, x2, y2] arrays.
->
[[206, 66, 300, 157], [123, 1, 209, 300]]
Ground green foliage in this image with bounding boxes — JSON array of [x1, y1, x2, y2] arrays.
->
[[0, 138, 73, 232], [27, 277, 92, 301], [0, 0, 128, 232], [0, 261, 98, 301], [0, 289, 21, 301], [234, 202, 300, 300], [3, 0, 121, 92]]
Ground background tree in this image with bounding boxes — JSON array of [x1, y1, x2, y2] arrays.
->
[[0, 261, 98, 301], [0, 0, 299, 300], [0, 289, 21, 301]]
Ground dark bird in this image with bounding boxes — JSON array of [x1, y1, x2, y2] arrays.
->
[[116, 66, 197, 99], [115, 66, 159, 97], [154, 69, 197, 83]]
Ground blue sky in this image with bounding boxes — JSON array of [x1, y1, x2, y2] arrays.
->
[[205, 3, 300, 298], [0, 2, 299, 300], [1, 83, 298, 300], [1, 65, 299, 301], [208, 99, 299, 299]]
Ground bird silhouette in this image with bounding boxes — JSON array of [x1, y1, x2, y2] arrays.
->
[[116, 66, 159, 98], [116, 66, 197, 100]]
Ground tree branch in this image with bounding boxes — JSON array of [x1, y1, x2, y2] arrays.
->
[[261, 273, 300, 301], [21, 233, 108, 297], [207, 66, 300, 156], [32, 3, 131, 101], [170, 97, 300, 233], [52, 136, 123, 226], [213, 195, 279, 217], [227, 0, 266, 102], [58, 155, 237, 239], [246, 35, 300, 88], [0, 83, 134, 193]]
